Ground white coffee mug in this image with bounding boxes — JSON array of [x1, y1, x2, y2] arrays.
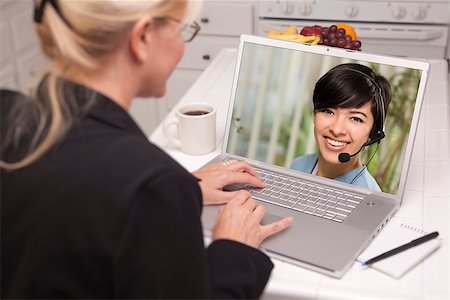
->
[[163, 102, 217, 155]]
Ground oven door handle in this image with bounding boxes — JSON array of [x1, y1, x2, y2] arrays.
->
[[357, 29, 444, 41]]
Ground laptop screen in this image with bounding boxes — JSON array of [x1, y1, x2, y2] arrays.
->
[[225, 36, 429, 197]]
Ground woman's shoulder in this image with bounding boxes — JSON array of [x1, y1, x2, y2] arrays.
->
[[352, 168, 382, 192], [61, 100, 185, 178], [0, 89, 30, 116], [67, 128, 188, 179], [1, 89, 25, 100], [0, 89, 27, 100], [51, 131, 198, 208], [115, 135, 188, 176], [290, 153, 318, 173], [1, 90, 40, 159], [1, 89, 22, 132]]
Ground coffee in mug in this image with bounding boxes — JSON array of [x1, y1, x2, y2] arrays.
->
[[183, 110, 210, 116], [163, 103, 216, 155]]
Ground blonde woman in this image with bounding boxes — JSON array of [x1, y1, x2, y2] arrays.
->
[[0, 0, 292, 298]]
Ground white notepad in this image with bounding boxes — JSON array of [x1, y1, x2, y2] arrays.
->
[[357, 220, 441, 278]]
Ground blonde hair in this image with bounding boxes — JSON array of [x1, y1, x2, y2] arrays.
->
[[1, 0, 202, 170]]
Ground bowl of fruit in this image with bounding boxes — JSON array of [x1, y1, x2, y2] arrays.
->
[[300, 23, 362, 50], [266, 23, 362, 51]]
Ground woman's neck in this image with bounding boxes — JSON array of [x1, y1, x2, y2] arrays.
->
[[316, 154, 363, 179]]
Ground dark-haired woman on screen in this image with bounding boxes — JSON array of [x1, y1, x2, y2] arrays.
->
[[290, 63, 391, 192]]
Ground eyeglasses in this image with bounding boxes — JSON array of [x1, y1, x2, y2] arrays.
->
[[154, 16, 201, 43]]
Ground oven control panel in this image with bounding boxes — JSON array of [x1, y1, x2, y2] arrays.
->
[[258, 0, 449, 24]]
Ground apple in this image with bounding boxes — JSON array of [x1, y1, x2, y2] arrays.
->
[[312, 25, 323, 31], [300, 26, 322, 36]]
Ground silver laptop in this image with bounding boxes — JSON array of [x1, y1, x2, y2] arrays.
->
[[201, 35, 429, 278]]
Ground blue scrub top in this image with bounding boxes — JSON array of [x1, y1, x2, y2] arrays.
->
[[290, 153, 382, 192]]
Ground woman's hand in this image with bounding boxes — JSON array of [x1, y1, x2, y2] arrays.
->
[[192, 160, 265, 205], [212, 191, 293, 248]]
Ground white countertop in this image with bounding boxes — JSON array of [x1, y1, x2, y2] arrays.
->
[[151, 49, 450, 299]]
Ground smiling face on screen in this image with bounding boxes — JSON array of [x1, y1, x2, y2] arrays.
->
[[313, 102, 373, 169]]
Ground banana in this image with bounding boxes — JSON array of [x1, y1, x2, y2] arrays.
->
[[267, 29, 281, 37], [266, 33, 321, 44], [311, 37, 320, 44], [282, 25, 298, 35]]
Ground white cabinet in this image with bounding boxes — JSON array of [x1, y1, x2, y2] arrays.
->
[[195, 1, 254, 36], [178, 36, 241, 70]]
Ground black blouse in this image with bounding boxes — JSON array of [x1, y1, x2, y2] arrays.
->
[[0, 83, 273, 299]]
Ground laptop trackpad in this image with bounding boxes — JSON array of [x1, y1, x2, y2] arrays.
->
[[202, 206, 366, 274], [260, 212, 367, 273], [262, 212, 285, 225]]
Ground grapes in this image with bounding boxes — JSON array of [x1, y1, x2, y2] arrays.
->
[[351, 40, 362, 50], [345, 34, 352, 43], [337, 38, 346, 48], [318, 24, 362, 51]]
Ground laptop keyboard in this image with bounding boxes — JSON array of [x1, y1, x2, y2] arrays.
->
[[229, 167, 364, 223]]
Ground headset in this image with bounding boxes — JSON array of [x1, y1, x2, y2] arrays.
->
[[337, 68, 387, 163]]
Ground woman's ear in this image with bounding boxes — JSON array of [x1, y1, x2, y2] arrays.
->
[[129, 16, 154, 63]]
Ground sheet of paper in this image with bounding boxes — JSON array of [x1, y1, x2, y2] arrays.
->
[[357, 220, 441, 278]]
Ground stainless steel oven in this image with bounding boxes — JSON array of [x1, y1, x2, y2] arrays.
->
[[257, 0, 450, 60]]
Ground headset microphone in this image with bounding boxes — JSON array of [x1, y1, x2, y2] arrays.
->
[[338, 149, 361, 163], [338, 132, 385, 163]]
